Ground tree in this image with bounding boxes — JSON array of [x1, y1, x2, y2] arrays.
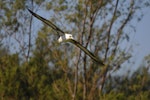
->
[[0, 0, 150, 99]]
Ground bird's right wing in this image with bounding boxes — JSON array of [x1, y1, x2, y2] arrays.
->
[[67, 39, 104, 65], [28, 9, 65, 34]]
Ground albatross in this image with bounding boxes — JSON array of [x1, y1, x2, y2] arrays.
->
[[28, 9, 104, 65]]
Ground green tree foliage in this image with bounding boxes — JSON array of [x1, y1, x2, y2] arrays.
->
[[102, 65, 150, 100], [0, 0, 150, 99]]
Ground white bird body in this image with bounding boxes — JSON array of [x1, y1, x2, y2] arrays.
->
[[58, 33, 74, 43]]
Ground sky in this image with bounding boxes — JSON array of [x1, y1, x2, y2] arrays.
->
[[132, 9, 150, 68], [4, 2, 149, 74], [114, 8, 150, 75], [30, 6, 150, 72]]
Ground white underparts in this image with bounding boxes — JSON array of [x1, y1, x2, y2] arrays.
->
[[58, 36, 63, 42], [58, 33, 74, 43]]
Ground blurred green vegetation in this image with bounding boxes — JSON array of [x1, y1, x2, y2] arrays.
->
[[0, 0, 150, 99]]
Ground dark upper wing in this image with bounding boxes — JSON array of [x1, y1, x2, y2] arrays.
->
[[28, 9, 65, 34], [67, 39, 104, 65]]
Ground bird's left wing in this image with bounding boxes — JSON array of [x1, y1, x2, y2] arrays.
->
[[67, 39, 104, 65], [28, 9, 65, 34]]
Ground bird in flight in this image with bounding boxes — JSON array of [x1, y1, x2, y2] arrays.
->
[[28, 9, 104, 65]]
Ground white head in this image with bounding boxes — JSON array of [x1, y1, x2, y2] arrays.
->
[[58, 33, 74, 43], [65, 33, 74, 40]]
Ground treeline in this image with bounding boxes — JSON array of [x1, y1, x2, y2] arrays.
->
[[0, 45, 150, 100]]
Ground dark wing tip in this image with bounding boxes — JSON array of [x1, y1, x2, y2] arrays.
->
[[68, 39, 105, 66], [27, 8, 65, 34]]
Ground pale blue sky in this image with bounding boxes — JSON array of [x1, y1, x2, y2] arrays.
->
[[132, 9, 150, 68], [31, 7, 150, 68], [115, 8, 150, 75]]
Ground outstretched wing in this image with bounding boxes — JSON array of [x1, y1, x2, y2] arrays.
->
[[28, 9, 104, 65], [28, 9, 65, 34], [67, 39, 104, 65]]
